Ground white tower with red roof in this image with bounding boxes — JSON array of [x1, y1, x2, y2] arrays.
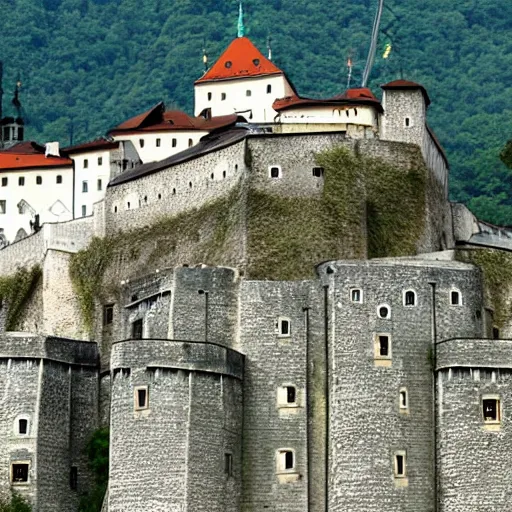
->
[[194, 3, 295, 123]]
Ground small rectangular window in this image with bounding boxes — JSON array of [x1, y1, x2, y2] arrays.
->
[[18, 419, 28, 435], [81, 205, 87, 217], [375, 333, 392, 363], [36, 176, 42, 185], [278, 318, 290, 337], [82, 181, 88, 193], [399, 388, 408, 410], [404, 290, 416, 306], [103, 304, 114, 326], [287, 386, 296, 404], [394, 452, 406, 477], [70, 466, 78, 490], [84, 159, 89, 169], [267, 84, 272, 94], [312, 167, 324, 177], [19, 176, 25, 186], [269, 166, 281, 178], [246, 90, 252, 97], [156, 138, 161, 147], [224, 453, 233, 476], [11, 463, 29, 483], [0, 200, 6, 214], [132, 318, 143, 339], [405, 117, 410, 127], [483, 397, 500, 423], [56, 175, 62, 184], [134, 386, 148, 410], [451, 290, 461, 305], [379, 335, 389, 356], [97, 179, 102, 191], [98, 157, 103, 166], [139, 139, 145, 148], [221, 92, 226, 101], [208, 92, 212, 101], [351, 288, 362, 303], [285, 451, 294, 469], [188, 138, 193, 147], [172, 138, 177, 148], [2, 177, 8, 186]]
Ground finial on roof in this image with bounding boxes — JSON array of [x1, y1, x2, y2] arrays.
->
[[267, 33, 272, 61], [237, 1, 245, 38]]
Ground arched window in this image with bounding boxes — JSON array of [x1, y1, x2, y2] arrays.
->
[[404, 290, 416, 307], [14, 415, 30, 436]]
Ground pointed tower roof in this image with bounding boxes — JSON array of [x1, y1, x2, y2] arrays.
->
[[195, 37, 284, 84]]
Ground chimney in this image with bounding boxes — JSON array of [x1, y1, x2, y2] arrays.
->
[[45, 141, 60, 157]]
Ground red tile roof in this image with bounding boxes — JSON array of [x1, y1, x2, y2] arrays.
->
[[108, 103, 240, 135], [63, 138, 120, 154], [195, 37, 283, 84], [381, 79, 431, 106], [0, 142, 72, 171], [273, 87, 383, 113]]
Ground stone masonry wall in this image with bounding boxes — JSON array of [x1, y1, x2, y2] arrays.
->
[[437, 364, 512, 511], [315, 259, 483, 512], [104, 139, 247, 235], [108, 339, 244, 512]]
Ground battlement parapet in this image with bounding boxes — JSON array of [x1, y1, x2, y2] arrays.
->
[[0, 332, 99, 367], [111, 338, 244, 380], [436, 338, 512, 370]]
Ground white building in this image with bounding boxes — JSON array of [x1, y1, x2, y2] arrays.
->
[[109, 102, 239, 164], [0, 141, 73, 245], [63, 138, 140, 218], [194, 36, 295, 123]]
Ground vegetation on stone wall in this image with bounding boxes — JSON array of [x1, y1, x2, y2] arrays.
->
[[456, 248, 512, 328], [0, 266, 42, 331], [70, 187, 241, 331], [78, 428, 109, 512], [246, 145, 426, 280], [0, 493, 31, 512]]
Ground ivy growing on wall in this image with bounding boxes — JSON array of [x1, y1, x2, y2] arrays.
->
[[456, 248, 512, 328], [0, 266, 42, 331], [246, 145, 427, 280], [69, 187, 242, 333], [0, 493, 31, 512]]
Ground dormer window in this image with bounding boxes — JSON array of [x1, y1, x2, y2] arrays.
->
[[225, 61, 232, 68], [253, 58, 260, 66]]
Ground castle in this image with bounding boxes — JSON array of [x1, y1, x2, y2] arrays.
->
[[1, 8, 512, 512]]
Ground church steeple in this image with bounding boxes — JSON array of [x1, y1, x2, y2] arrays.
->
[[237, 1, 245, 38]]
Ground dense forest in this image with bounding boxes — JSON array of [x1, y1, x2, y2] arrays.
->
[[0, 0, 511, 224]]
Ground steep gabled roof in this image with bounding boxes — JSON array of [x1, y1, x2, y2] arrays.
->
[[0, 141, 72, 171], [273, 87, 383, 113], [195, 37, 283, 84], [108, 104, 240, 135], [381, 79, 431, 106]]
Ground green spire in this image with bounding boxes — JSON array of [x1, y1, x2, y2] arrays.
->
[[237, 1, 245, 38]]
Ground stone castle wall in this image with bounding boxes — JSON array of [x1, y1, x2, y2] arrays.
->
[[436, 339, 512, 512], [108, 339, 243, 512]]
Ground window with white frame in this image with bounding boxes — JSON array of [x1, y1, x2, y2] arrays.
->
[[277, 317, 291, 337], [276, 449, 295, 472], [269, 165, 281, 179], [375, 333, 391, 359], [350, 288, 363, 303], [134, 386, 149, 411], [277, 385, 297, 407], [14, 415, 30, 436], [482, 396, 501, 424], [394, 451, 406, 478], [404, 290, 416, 306], [399, 388, 408, 411], [11, 462, 29, 484], [450, 289, 462, 306]]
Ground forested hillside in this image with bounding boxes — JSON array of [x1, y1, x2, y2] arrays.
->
[[0, 0, 511, 224]]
